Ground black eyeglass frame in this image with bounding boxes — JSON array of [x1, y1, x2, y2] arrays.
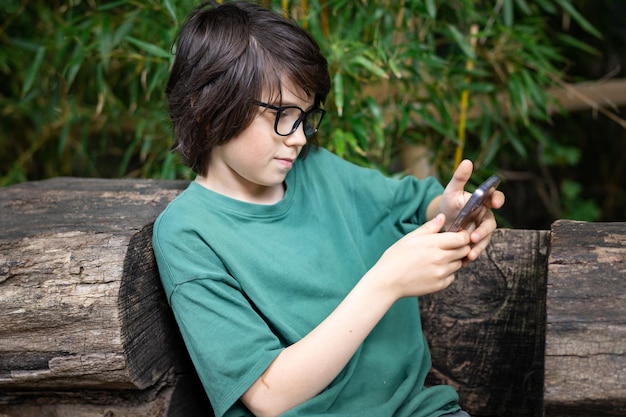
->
[[255, 101, 326, 137]]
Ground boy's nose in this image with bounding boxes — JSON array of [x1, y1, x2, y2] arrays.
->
[[284, 124, 308, 147]]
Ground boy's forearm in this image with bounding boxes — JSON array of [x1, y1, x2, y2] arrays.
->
[[426, 195, 442, 221], [241, 269, 396, 417]]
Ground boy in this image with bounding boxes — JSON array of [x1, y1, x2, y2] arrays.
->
[[153, 2, 504, 417]]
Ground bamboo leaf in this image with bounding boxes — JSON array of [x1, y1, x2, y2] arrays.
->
[[65, 43, 86, 87], [466, 81, 496, 94], [146, 63, 168, 99], [415, 107, 453, 139], [21, 46, 45, 98], [503, 0, 514, 26], [125, 36, 172, 59], [555, 33, 599, 55], [352, 55, 388, 79], [534, 0, 556, 14], [10, 37, 41, 52], [388, 58, 402, 79], [342, 131, 360, 154], [331, 128, 346, 157], [97, 1, 128, 11], [333, 72, 344, 116], [164, 0, 178, 24], [445, 25, 476, 59], [58, 117, 74, 155], [554, 0, 602, 38], [112, 13, 138, 47], [514, 0, 531, 16], [425, 0, 436, 19], [99, 16, 113, 70], [159, 152, 175, 179]]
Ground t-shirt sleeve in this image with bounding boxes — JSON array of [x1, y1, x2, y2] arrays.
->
[[387, 174, 444, 231], [311, 149, 444, 233], [153, 210, 282, 416]]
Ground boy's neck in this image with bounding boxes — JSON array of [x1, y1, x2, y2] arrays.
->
[[195, 175, 285, 205]]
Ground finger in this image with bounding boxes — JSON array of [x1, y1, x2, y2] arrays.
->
[[424, 271, 458, 295], [440, 230, 472, 249], [453, 243, 472, 261], [444, 159, 473, 195], [470, 209, 497, 243], [413, 213, 446, 235], [439, 273, 457, 292], [466, 235, 491, 262], [489, 190, 505, 209]]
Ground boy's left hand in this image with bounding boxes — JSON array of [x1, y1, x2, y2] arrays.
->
[[439, 159, 505, 263]]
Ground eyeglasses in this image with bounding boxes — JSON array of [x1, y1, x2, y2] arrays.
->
[[255, 101, 326, 137]]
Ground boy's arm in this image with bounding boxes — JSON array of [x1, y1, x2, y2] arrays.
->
[[242, 161, 504, 417], [241, 215, 471, 417], [426, 195, 443, 221]]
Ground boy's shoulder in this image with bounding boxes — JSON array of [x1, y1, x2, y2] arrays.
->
[[154, 183, 201, 229], [303, 146, 360, 172]]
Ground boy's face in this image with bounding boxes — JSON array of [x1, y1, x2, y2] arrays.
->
[[199, 78, 314, 204]]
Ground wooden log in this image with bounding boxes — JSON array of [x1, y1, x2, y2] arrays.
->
[[0, 178, 212, 415], [0, 178, 186, 389], [544, 220, 626, 417], [0, 367, 210, 417], [2, 178, 623, 416], [421, 228, 550, 417]]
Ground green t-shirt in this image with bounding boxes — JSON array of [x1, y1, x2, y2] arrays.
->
[[153, 148, 460, 417]]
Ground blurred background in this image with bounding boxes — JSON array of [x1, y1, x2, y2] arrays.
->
[[1, 0, 624, 229]]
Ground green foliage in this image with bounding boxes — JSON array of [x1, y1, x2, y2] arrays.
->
[[560, 179, 601, 221], [298, 0, 604, 221], [302, 1, 600, 176], [1, 0, 196, 185], [0, 0, 604, 223]]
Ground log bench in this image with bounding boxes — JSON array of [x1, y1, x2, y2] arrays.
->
[[0, 178, 624, 417]]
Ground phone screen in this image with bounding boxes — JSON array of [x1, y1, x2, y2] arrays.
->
[[447, 174, 501, 232]]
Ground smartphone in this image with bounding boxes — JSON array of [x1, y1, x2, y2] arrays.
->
[[447, 174, 501, 232]]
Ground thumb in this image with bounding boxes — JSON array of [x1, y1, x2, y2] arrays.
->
[[445, 159, 473, 195], [413, 213, 446, 235]]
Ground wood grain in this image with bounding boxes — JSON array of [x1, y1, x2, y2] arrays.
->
[[545, 220, 626, 416], [422, 228, 550, 417], [0, 178, 213, 415], [0, 178, 187, 389]]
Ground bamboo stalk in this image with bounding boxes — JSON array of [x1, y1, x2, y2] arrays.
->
[[282, 0, 288, 17], [320, 0, 329, 39], [454, 24, 479, 168]]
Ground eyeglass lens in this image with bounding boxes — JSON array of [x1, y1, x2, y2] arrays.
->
[[275, 107, 324, 136]]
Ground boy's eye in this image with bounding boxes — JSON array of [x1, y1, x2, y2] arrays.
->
[[280, 107, 297, 117]]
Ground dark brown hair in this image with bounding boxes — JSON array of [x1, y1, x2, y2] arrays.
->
[[166, 1, 331, 175]]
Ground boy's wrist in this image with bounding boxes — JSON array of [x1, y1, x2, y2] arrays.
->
[[426, 195, 442, 221]]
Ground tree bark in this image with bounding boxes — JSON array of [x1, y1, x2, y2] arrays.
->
[[421, 228, 550, 417], [0, 178, 188, 390], [0, 178, 214, 416], [0, 368, 210, 417], [544, 220, 626, 417]]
